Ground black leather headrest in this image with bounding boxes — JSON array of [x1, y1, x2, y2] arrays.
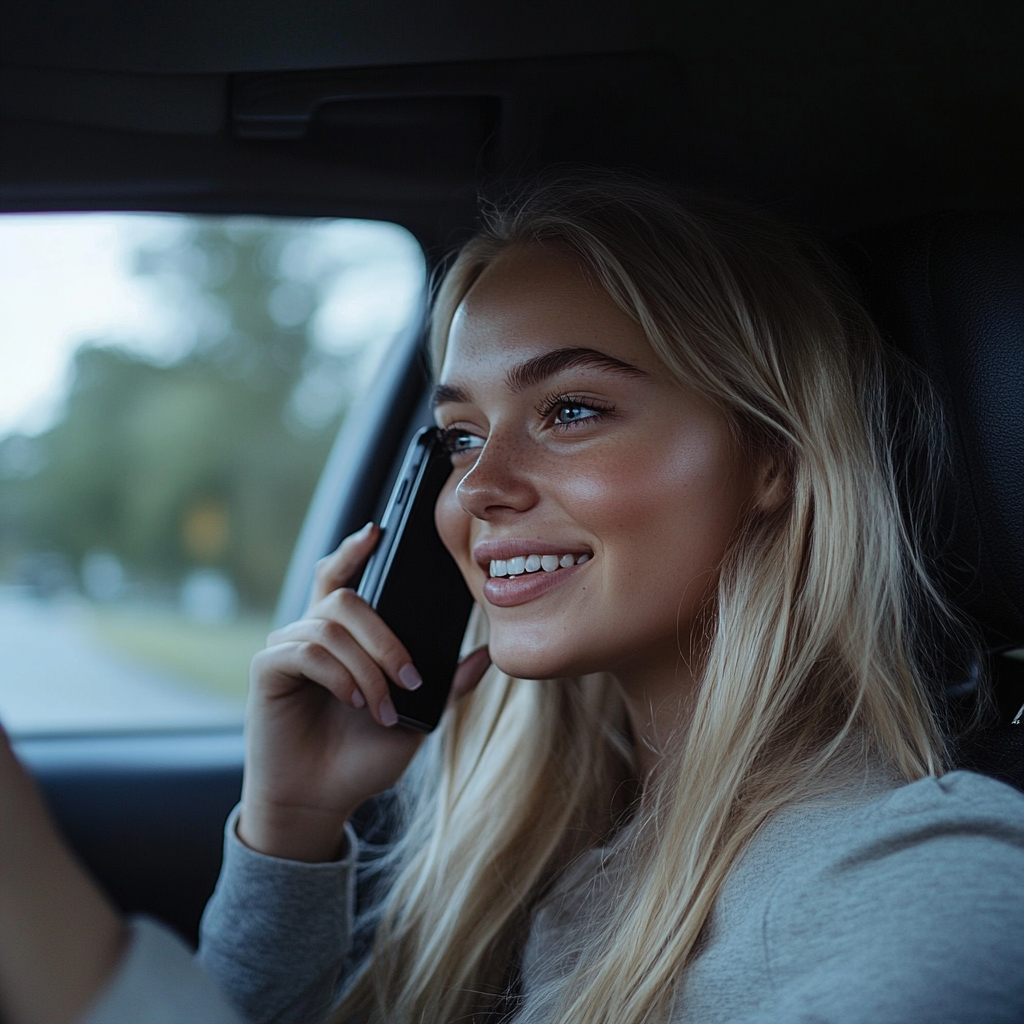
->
[[847, 215, 1024, 649]]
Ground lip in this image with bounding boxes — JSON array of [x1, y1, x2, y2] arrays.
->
[[472, 538, 593, 570], [481, 560, 589, 608]]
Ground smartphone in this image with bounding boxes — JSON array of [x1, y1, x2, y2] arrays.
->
[[356, 426, 475, 731]]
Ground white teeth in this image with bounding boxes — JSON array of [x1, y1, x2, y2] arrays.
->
[[489, 552, 593, 577]]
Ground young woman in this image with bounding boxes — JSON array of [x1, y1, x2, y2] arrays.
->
[[2, 173, 1023, 1024]]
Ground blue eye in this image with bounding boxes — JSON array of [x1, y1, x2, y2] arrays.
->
[[554, 403, 600, 425], [539, 393, 614, 427]]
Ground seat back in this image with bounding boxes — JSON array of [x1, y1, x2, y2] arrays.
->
[[847, 215, 1024, 788]]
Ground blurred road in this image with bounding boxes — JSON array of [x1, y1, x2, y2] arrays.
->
[[0, 587, 244, 734]]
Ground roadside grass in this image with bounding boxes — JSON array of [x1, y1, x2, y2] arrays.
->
[[86, 606, 271, 701]]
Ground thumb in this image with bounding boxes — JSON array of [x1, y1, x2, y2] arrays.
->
[[448, 646, 492, 703]]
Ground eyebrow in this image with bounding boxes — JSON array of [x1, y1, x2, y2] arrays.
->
[[431, 346, 650, 408]]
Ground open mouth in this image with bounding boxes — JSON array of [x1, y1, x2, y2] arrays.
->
[[489, 552, 591, 577], [480, 548, 593, 608]]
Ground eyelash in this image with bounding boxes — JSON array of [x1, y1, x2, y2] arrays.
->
[[439, 425, 481, 455], [439, 394, 614, 455], [536, 393, 615, 428]]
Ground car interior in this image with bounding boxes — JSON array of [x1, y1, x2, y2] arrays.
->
[[2, 0, 1022, 950]]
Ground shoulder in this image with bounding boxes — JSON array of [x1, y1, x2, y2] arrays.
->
[[752, 772, 1024, 1023], [713, 770, 1024, 928], [761, 770, 1024, 913], [753, 768, 1024, 874], [840, 769, 1024, 884], [870, 768, 1024, 832], [678, 773, 1024, 1023]]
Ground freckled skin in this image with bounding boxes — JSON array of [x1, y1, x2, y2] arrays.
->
[[434, 248, 760, 735]]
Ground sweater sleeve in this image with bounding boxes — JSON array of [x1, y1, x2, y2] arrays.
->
[[760, 771, 1024, 1024], [196, 806, 359, 1024]]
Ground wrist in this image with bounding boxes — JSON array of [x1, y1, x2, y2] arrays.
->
[[236, 800, 356, 863]]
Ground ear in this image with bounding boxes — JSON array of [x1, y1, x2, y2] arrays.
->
[[752, 448, 791, 515]]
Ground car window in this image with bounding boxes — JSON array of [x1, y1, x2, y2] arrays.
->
[[0, 213, 425, 736]]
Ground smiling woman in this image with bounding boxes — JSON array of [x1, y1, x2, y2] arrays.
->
[[306, 175, 1022, 1024], [433, 248, 762, 715], [2, 173, 1023, 1024]]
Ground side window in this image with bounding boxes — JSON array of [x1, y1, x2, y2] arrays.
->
[[0, 214, 424, 735]]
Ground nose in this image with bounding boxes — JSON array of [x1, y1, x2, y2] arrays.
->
[[455, 435, 538, 521]]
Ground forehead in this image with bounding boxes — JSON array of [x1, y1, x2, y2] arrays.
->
[[438, 247, 661, 384]]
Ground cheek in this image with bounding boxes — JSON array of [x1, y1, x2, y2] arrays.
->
[[570, 432, 739, 528], [562, 429, 749, 597]]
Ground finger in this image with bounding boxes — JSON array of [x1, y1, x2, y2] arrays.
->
[[449, 646, 492, 703], [310, 588, 422, 696], [253, 641, 366, 710], [264, 618, 397, 726], [266, 617, 329, 648], [308, 523, 378, 607]]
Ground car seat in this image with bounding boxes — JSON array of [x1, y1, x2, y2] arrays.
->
[[847, 214, 1024, 791]]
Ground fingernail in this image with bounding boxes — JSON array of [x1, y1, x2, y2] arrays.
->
[[380, 696, 399, 727], [351, 689, 366, 709], [357, 521, 374, 537], [398, 664, 423, 690]]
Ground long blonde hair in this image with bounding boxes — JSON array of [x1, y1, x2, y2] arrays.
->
[[333, 172, 966, 1023]]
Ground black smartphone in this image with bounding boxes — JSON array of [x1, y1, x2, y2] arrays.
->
[[356, 426, 475, 732]]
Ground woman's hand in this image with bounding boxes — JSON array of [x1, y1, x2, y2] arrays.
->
[[238, 523, 490, 862], [0, 722, 126, 1024]]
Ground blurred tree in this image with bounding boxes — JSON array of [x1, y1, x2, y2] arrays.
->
[[0, 220, 358, 610]]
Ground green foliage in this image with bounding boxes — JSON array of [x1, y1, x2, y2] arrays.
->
[[87, 605, 270, 700], [0, 219, 352, 610]]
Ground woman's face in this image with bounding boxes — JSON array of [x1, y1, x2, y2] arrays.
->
[[434, 247, 760, 686]]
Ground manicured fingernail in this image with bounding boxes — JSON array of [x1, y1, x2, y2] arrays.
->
[[351, 689, 366, 709], [380, 696, 399, 727], [398, 664, 423, 690]]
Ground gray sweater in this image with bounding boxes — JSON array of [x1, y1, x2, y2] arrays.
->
[[82, 770, 1024, 1024]]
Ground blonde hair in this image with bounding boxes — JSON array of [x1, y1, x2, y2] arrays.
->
[[333, 172, 966, 1023]]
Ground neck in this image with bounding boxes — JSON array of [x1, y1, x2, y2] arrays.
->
[[611, 646, 700, 780]]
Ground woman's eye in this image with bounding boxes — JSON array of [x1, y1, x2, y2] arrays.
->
[[537, 393, 612, 427], [553, 403, 601, 425], [441, 429, 485, 454]]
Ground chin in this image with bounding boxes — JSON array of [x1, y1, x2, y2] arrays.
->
[[486, 630, 596, 681]]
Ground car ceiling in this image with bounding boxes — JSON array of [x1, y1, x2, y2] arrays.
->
[[1, 1, 1022, 237]]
